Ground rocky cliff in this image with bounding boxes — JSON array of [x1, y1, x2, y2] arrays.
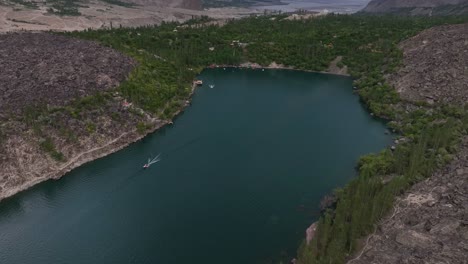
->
[[362, 0, 468, 15]]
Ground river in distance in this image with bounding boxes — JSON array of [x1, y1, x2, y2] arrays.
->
[[0, 68, 391, 264], [253, 0, 371, 13]]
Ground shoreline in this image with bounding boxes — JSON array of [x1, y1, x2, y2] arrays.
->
[[209, 61, 350, 77], [0, 83, 198, 203]]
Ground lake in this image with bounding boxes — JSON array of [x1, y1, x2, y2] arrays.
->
[[0, 69, 391, 264], [254, 0, 371, 13]]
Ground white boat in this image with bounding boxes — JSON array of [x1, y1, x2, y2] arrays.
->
[[209, 84, 215, 89], [143, 154, 161, 169]]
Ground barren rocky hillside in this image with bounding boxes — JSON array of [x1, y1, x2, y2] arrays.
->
[[389, 23, 468, 105], [0, 33, 160, 200], [0, 33, 135, 115], [348, 23, 468, 264]]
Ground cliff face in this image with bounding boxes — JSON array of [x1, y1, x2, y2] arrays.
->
[[362, 0, 468, 15]]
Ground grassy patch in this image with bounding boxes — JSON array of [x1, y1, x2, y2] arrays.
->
[[40, 137, 66, 162], [46, 0, 84, 16], [100, 0, 134, 8]]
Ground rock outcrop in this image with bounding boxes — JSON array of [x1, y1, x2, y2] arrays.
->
[[389, 23, 468, 105], [362, 0, 468, 15]]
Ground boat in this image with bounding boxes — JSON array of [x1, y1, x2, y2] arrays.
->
[[143, 154, 161, 169], [194, 80, 203, 85], [209, 84, 215, 89]]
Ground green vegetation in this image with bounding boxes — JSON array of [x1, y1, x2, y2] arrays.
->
[[100, 0, 134, 8], [1, 0, 38, 9], [65, 14, 468, 262], [136, 122, 153, 134], [7, 18, 47, 25], [0, 128, 5, 148], [40, 137, 66, 161], [86, 122, 96, 133], [68, 15, 464, 115], [46, 0, 84, 16]]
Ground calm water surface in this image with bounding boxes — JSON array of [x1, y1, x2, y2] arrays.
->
[[0, 69, 391, 264], [255, 0, 371, 13]]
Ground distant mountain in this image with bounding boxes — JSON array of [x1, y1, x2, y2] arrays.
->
[[362, 0, 468, 15]]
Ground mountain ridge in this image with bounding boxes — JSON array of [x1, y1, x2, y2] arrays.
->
[[362, 0, 468, 15]]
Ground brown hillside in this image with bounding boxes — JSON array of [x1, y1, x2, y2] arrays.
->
[[0, 33, 155, 200], [389, 23, 468, 105], [0, 33, 136, 116]]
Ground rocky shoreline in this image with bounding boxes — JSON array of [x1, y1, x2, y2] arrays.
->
[[0, 82, 197, 202], [0, 32, 201, 202], [210, 58, 350, 77]]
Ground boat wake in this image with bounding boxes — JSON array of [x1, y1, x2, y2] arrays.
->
[[143, 153, 161, 169]]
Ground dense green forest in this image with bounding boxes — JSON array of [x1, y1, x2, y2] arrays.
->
[[67, 14, 468, 263]]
